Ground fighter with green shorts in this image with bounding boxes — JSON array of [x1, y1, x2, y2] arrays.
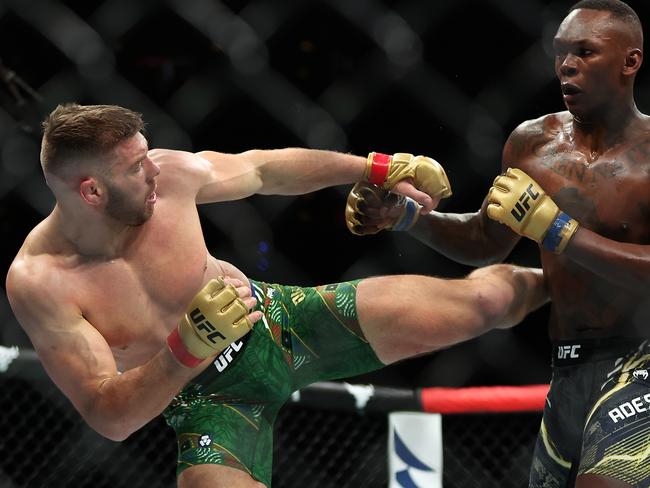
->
[[163, 279, 384, 487]]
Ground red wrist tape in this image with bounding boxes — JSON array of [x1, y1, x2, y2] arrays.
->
[[368, 152, 391, 185], [167, 328, 203, 368]]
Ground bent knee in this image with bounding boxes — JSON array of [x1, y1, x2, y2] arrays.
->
[[466, 264, 545, 329]]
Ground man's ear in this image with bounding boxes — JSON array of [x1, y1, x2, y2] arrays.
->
[[623, 48, 643, 75], [79, 177, 103, 206]]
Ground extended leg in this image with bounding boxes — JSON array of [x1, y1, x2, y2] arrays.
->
[[356, 264, 547, 364]]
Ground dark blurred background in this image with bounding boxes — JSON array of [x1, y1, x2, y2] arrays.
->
[[2, 0, 650, 390]]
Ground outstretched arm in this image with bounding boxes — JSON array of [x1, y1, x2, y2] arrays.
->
[[197, 148, 366, 198], [345, 183, 520, 267], [158, 148, 451, 211], [410, 199, 519, 266], [343, 127, 530, 267]]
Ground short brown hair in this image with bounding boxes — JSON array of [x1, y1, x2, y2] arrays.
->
[[41, 103, 145, 177]]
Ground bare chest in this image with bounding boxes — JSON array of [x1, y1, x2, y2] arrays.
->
[[522, 148, 650, 242], [70, 206, 210, 362]]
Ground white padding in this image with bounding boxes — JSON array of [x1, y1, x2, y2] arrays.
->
[[0, 345, 19, 373], [388, 411, 443, 488]]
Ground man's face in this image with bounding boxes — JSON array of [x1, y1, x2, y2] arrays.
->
[[102, 133, 159, 226], [553, 9, 630, 117]]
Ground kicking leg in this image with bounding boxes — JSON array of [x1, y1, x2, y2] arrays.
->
[[356, 264, 547, 364]]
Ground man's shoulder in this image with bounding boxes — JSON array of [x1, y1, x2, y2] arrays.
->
[[6, 243, 81, 331], [511, 111, 568, 137], [6, 251, 53, 309], [8, 245, 58, 289], [149, 148, 198, 167], [148, 148, 211, 163], [501, 112, 568, 164], [7, 222, 65, 299], [148, 148, 212, 192]]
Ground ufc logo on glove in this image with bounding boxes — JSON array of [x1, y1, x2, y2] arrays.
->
[[190, 308, 227, 344], [511, 184, 540, 222]]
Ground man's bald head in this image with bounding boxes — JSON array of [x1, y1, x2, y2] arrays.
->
[[569, 0, 643, 47]]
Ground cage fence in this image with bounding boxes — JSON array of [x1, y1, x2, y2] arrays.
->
[[1, 351, 543, 488]]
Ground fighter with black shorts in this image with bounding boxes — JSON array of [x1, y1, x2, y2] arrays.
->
[[346, 2, 650, 486], [533, 339, 650, 486]]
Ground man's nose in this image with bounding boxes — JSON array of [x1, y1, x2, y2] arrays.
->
[[560, 54, 578, 77], [145, 157, 161, 177]]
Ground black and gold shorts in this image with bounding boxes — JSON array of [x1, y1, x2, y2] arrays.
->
[[530, 338, 650, 487]]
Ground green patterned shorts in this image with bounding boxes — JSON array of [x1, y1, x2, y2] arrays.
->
[[162, 279, 384, 487]]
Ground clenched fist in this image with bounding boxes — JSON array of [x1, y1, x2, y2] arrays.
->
[[365, 152, 452, 211], [346, 182, 421, 235], [167, 277, 258, 367], [486, 168, 578, 253]]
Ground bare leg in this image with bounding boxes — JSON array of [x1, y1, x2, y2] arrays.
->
[[178, 464, 266, 488], [356, 264, 547, 364]]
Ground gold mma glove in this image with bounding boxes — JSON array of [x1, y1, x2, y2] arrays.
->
[[345, 182, 421, 235], [486, 168, 579, 253], [365, 152, 452, 200], [167, 277, 253, 367]]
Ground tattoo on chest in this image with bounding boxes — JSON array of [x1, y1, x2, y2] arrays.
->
[[539, 158, 625, 184]]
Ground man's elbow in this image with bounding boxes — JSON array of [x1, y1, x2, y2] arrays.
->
[[80, 405, 136, 442], [86, 417, 134, 442]]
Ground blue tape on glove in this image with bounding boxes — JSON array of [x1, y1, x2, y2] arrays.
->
[[392, 199, 418, 231], [542, 212, 573, 252]]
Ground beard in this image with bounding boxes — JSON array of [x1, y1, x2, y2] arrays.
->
[[104, 180, 152, 226]]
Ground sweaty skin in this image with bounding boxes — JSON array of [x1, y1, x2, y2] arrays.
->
[[7, 128, 547, 488], [397, 8, 650, 342], [6, 140, 372, 443], [503, 112, 650, 339], [350, 6, 650, 488], [13, 148, 248, 372]]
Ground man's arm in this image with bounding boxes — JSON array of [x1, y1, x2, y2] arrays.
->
[[6, 268, 198, 441], [408, 198, 519, 267], [197, 148, 366, 199], [344, 126, 529, 266], [345, 182, 518, 266], [151, 148, 449, 212], [563, 230, 650, 292], [488, 167, 650, 293]]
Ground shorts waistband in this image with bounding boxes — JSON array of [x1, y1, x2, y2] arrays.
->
[[551, 338, 648, 367]]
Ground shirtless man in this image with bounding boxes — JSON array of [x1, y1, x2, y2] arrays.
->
[[5, 103, 547, 487], [347, 1, 650, 487]]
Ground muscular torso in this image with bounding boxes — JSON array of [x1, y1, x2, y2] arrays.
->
[[19, 151, 249, 371], [511, 112, 650, 339]]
